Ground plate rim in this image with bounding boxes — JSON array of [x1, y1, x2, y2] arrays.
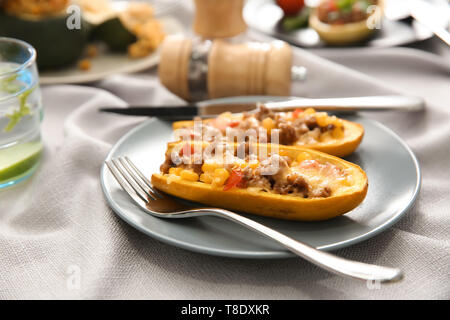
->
[[100, 98, 421, 259]]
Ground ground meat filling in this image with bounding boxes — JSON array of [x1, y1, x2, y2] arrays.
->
[[251, 106, 335, 145], [160, 152, 174, 174], [311, 186, 332, 198], [274, 174, 309, 196], [277, 122, 297, 145], [254, 105, 275, 121], [178, 106, 342, 147]]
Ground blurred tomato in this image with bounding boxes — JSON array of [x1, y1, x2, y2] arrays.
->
[[276, 0, 305, 16]]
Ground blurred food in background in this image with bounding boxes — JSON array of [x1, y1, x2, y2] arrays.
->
[[316, 0, 378, 25], [3, 0, 69, 15], [276, 0, 311, 32], [0, 0, 165, 70], [277, 0, 305, 16], [275, 0, 382, 44], [78, 0, 165, 58], [309, 0, 381, 45]]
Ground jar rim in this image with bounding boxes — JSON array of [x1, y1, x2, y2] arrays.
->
[[0, 37, 37, 77]]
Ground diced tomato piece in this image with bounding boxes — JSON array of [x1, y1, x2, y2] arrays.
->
[[328, 0, 339, 12], [292, 108, 303, 119], [179, 143, 194, 156], [223, 169, 244, 191], [228, 120, 240, 128]]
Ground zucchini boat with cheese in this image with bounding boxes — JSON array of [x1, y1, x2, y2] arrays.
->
[[309, 0, 382, 45], [173, 106, 364, 157], [152, 141, 368, 221], [0, 0, 90, 69]]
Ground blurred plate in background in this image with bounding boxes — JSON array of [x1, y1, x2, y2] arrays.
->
[[112, 0, 183, 17], [244, 0, 450, 48], [40, 16, 184, 85]]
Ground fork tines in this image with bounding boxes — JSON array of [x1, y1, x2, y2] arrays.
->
[[105, 156, 161, 203]]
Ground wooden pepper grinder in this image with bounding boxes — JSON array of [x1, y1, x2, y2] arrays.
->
[[159, 37, 295, 101], [208, 40, 292, 99], [158, 0, 305, 101]]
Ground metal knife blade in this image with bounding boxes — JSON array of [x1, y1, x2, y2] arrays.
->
[[99, 95, 425, 119]]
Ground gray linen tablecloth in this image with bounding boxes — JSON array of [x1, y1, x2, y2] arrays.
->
[[0, 3, 449, 299]]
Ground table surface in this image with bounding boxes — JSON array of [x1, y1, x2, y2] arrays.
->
[[0, 1, 449, 299]]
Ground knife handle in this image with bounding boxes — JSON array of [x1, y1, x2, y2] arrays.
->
[[264, 95, 425, 112], [99, 106, 198, 118]]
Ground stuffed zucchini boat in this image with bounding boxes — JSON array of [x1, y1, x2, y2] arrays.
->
[[173, 106, 364, 157], [309, 0, 382, 45], [151, 141, 368, 221], [0, 0, 90, 69]]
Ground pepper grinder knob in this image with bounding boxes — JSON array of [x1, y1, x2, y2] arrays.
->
[[193, 0, 247, 38]]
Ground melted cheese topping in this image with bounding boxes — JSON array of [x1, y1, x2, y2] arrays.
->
[[290, 160, 351, 195]]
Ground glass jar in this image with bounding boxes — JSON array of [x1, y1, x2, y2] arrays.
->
[[0, 37, 43, 188]]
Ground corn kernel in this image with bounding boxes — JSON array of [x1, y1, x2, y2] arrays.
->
[[316, 113, 329, 127], [169, 167, 182, 176], [320, 131, 333, 142], [296, 151, 312, 162], [332, 126, 344, 139], [212, 168, 230, 187], [200, 173, 213, 184], [262, 117, 275, 131], [180, 169, 199, 182], [304, 108, 316, 115], [202, 162, 220, 173], [248, 160, 259, 170], [167, 175, 181, 184], [233, 159, 247, 169], [335, 119, 344, 129]]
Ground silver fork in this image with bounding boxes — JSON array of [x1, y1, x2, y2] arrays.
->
[[106, 156, 403, 283]]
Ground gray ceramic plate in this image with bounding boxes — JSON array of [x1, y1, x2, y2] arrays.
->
[[100, 96, 421, 258]]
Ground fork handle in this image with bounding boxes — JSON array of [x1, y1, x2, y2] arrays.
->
[[197, 208, 403, 283]]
